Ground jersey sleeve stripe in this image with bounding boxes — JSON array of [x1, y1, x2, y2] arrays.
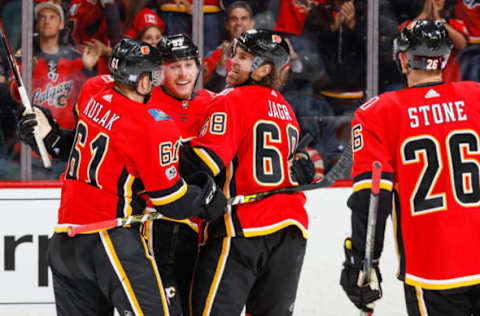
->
[[148, 179, 188, 206], [193, 147, 222, 176], [352, 171, 394, 193]]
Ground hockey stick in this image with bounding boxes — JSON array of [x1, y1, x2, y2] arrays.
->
[[361, 161, 382, 316], [0, 21, 51, 168], [67, 143, 353, 237], [228, 141, 352, 205]]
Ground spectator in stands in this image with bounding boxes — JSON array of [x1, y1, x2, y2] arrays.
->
[[156, 0, 224, 54], [126, 8, 165, 47], [8, 1, 101, 178], [455, 0, 480, 81], [398, 0, 468, 82], [301, 0, 367, 156], [203, 0, 254, 92], [66, 0, 147, 74]]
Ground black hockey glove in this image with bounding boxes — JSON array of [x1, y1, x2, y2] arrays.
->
[[185, 171, 227, 221], [290, 148, 315, 185], [340, 237, 382, 313], [289, 133, 315, 185], [17, 105, 62, 157]]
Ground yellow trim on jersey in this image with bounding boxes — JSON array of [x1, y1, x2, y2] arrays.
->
[[100, 230, 143, 316], [123, 174, 135, 218], [160, 3, 222, 13], [139, 228, 170, 316], [405, 273, 480, 290], [150, 181, 188, 206], [224, 211, 235, 237], [242, 220, 308, 239], [159, 217, 199, 233], [319, 90, 364, 99], [202, 237, 231, 316], [415, 287, 427, 316], [352, 179, 393, 193], [193, 147, 221, 176]]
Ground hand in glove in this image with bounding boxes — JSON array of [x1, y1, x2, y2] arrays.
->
[[340, 238, 382, 313], [289, 133, 315, 185], [185, 171, 227, 221], [17, 105, 61, 156]]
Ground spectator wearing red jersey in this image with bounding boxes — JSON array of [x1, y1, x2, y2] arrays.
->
[[9, 1, 101, 179], [66, 0, 146, 74], [455, 0, 480, 81], [398, 0, 468, 82], [126, 8, 165, 47], [203, 1, 254, 92]]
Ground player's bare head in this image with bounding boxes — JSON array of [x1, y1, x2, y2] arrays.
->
[[109, 38, 162, 97], [157, 34, 201, 98], [393, 19, 452, 86], [227, 29, 289, 90]]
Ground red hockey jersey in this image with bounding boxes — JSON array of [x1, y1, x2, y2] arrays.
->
[[149, 87, 216, 141], [455, 0, 480, 43], [190, 85, 308, 238], [274, 0, 325, 35], [350, 81, 480, 289], [9, 45, 89, 129], [55, 77, 186, 230], [67, 0, 109, 47]]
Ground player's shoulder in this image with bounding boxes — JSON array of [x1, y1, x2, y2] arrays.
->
[[451, 80, 480, 92], [194, 88, 217, 100], [353, 90, 405, 128], [82, 75, 115, 94]]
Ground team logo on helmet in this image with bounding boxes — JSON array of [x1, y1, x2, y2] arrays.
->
[[141, 46, 150, 55], [272, 34, 282, 44]]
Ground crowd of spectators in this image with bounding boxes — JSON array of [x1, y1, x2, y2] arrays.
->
[[0, 0, 479, 180]]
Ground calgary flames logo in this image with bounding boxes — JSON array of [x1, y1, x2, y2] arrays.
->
[[463, 0, 480, 9]]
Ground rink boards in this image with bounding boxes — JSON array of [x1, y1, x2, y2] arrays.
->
[[0, 185, 407, 316]]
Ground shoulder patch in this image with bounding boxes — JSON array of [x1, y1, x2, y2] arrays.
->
[[148, 109, 171, 121]]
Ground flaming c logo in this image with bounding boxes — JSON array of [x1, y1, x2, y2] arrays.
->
[[141, 46, 150, 55]]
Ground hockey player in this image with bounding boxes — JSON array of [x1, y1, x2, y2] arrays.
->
[[340, 19, 480, 315], [17, 34, 218, 316], [180, 29, 310, 316], [148, 33, 218, 316], [39, 38, 226, 315]]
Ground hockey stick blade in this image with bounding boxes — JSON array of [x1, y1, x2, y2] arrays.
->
[[0, 20, 51, 168]]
